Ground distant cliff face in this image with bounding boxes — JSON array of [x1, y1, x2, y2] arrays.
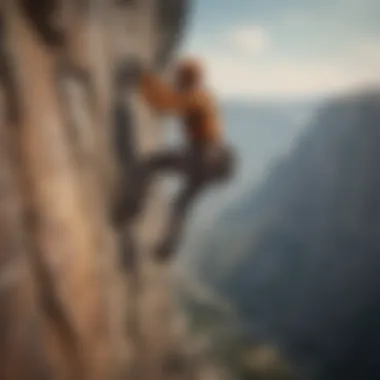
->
[[195, 90, 380, 380]]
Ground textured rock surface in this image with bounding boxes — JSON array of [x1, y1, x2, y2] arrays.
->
[[0, 0, 200, 379]]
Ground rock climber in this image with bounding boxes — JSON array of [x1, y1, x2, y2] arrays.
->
[[115, 57, 235, 262]]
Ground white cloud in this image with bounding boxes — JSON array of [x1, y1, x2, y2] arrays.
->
[[227, 25, 269, 55], [202, 54, 380, 100], [187, 16, 380, 100]]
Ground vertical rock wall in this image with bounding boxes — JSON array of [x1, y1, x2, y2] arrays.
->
[[0, 0, 194, 379]]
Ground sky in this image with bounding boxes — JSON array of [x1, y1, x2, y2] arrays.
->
[[181, 0, 380, 100]]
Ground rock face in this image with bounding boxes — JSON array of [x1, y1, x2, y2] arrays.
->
[[0, 1, 196, 379], [196, 90, 380, 380]]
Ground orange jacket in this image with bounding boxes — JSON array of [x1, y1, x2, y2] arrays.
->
[[139, 72, 222, 145]]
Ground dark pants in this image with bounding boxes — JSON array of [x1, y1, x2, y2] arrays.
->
[[139, 143, 235, 258]]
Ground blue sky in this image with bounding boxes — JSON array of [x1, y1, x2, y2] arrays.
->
[[181, 0, 380, 100]]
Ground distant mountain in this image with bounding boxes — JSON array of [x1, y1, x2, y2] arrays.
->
[[193, 89, 380, 380]]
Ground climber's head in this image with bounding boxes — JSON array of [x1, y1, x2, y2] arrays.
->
[[175, 57, 204, 90]]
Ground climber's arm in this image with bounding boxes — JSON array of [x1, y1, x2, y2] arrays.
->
[[140, 72, 190, 113]]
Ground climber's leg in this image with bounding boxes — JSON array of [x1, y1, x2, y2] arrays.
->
[[133, 150, 193, 217], [153, 144, 237, 261], [143, 150, 189, 177], [113, 149, 189, 225], [154, 177, 206, 262], [112, 171, 140, 226]]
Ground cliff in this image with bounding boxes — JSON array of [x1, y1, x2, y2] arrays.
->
[[0, 1, 213, 379]]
